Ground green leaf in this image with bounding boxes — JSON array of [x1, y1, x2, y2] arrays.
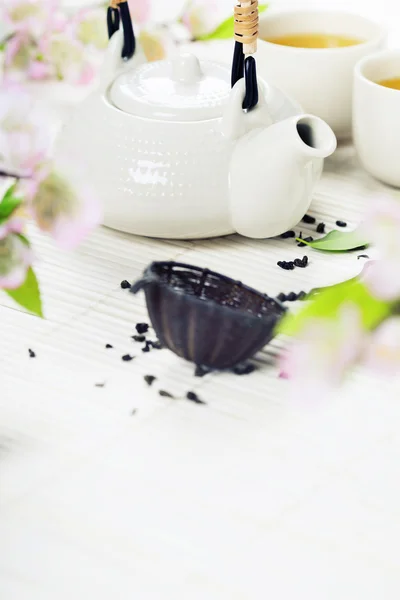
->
[[277, 279, 390, 337], [5, 267, 44, 318], [197, 4, 268, 41], [0, 183, 22, 221], [296, 228, 369, 252], [17, 233, 30, 246]]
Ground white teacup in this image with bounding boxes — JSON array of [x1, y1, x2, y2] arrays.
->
[[256, 10, 386, 139], [354, 50, 400, 187]]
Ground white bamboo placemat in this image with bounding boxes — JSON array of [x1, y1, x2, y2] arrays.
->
[[2, 137, 400, 599]]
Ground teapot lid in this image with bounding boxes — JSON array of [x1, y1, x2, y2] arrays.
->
[[109, 54, 232, 121]]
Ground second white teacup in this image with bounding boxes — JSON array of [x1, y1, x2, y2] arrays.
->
[[354, 50, 400, 187], [256, 10, 386, 139]]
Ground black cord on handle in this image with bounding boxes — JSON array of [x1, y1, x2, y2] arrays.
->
[[243, 56, 258, 110], [107, 2, 135, 61], [119, 1, 135, 60], [107, 7, 120, 39], [231, 41, 244, 88], [231, 40, 259, 112]]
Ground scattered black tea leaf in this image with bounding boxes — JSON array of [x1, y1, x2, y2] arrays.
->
[[122, 354, 134, 362], [316, 222, 325, 234], [233, 363, 256, 375], [95, 382, 105, 388], [186, 391, 206, 405], [144, 375, 156, 386], [105, 343, 113, 349], [298, 236, 313, 247], [159, 390, 174, 398], [136, 323, 149, 334], [302, 214, 316, 224], [279, 291, 308, 302], [277, 261, 295, 271], [132, 334, 146, 342], [195, 365, 209, 377], [120, 280, 131, 289], [280, 230, 295, 239], [149, 340, 162, 350], [293, 256, 308, 268], [28, 349, 36, 358], [336, 220, 347, 227], [357, 254, 370, 260]]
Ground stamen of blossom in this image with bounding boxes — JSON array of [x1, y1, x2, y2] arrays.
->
[[30, 169, 102, 250]]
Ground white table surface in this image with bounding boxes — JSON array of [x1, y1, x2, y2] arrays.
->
[[2, 1, 400, 598]]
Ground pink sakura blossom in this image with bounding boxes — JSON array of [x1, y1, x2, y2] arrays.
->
[[279, 304, 365, 400], [0, 216, 25, 239], [128, 0, 151, 26], [72, 8, 109, 50], [46, 33, 95, 84], [0, 84, 50, 176], [181, 0, 220, 39], [359, 195, 400, 301], [28, 166, 102, 250], [4, 32, 32, 71], [0, 228, 32, 290], [27, 60, 52, 80], [3, 0, 49, 37], [364, 317, 400, 377], [138, 28, 172, 62]]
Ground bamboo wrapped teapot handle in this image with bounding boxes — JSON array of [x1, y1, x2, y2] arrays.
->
[[231, 1, 259, 111], [234, 0, 259, 55]]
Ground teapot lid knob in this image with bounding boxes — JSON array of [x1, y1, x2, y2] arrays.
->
[[172, 54, 203, 84]]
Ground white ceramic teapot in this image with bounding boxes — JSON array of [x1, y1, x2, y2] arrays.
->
[[54, 30, 337, 240]]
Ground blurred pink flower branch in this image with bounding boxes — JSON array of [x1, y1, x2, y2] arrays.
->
[[1, 0, 259, 83], [0, 84, 101, 315], [2, 0, 108, 84], [278, 193, 400, 394]]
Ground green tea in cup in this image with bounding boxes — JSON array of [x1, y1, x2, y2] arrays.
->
[[264, 33, 362, 49], [377, 77, 400, 90]]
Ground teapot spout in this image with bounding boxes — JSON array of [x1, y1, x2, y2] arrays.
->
[[229, 114, 337, 239], [295, 115, 337, 160]]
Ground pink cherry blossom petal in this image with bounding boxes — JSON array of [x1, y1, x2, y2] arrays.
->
[[364, 317, 400, 376], [0, 217, 25, 239], [77, 61, 95, 85], [361, 259, 400, 301], [279, 304, 365, 401], [4, 34, 25, 67], [0, 84, 51, 175], [181, 0, 221, 38], [128, 0, 151, 25], [51, 189, 102, 250], [28, 60, 51, 80]]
